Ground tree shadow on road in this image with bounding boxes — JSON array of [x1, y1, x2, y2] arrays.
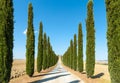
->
[[33, 71, 67, 77], [91, 73, 104, 79], [69, 80, 80, 83], [33, 72, 60, 77], [30, 74, 70, 83]]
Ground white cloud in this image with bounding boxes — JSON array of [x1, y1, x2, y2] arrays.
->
[[23, 28, 27, 35], [23, 29, 37, 35]]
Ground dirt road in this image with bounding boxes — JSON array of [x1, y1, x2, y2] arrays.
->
[[33, 59, 84, 83]]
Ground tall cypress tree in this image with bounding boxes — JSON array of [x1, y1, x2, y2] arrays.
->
[[86, 0, 95, 78], [43, 33, 47, 70], [0, 0, 14, 82], [68, 47, 71, 67], [37, 22, 43, 73], [47, 37, 50, 68], [49, 45, 52, 67], [46, 36, 48, 68], [73, 34, 77, 71], [106, 0, 120, 83], [6, 0, 14, 81], [46, 37, 49, 69], [70, 40, 73, 69], [26, 3, 35, 77], [67, 47, 70, 67], [78, 23, 83, 72]]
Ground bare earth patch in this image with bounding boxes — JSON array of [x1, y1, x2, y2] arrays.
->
[[10, 59, 56, 83], [62, 63, 111, 83]]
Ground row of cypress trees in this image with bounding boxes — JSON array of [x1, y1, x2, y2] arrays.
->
[[26, 3, 58, 77], [62, 0, 95, 78], [0, 0, 14, 83], [62, 24, 83, 71], [0, 1, 58, 82], [63, 0, 120, 82], [62, 23, 84, 73], [37, 22, 58, 72]]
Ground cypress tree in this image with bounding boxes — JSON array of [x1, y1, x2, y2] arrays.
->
[[78, 23, 83, 72], [47, 37, 50, 68], [67, 47, 70, 67], [49, 45, 53, 67], [43, 33, 47, 70], [0, 0, 14, 82], [46, 36, 48, 68], [70, 40, 73, 69], [26, 3, 35, 77], [86, 0, 95, 78], [6, 0, 14, 81], [37, 22, 43, 72], [68, 47, 71, 67], [46, 37, 49, 69], [106, 0, 120, 83], [49, 45, 52, 67], [73, 34, 77, 71], [69, 41, 72, 68]]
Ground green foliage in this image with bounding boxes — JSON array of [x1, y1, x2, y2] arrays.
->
[[78, 23, 83, 72], [49, 44, 58, 67], [37, 23, 58, 71], [43, 33, 47, 70], [73, 34, 77, 71], [106, 0, 120, 83], [62, 34, 77, 71], [47, 37, 50, 68], [70, 40, 73, 69], [49, 45, 58, 67], [37, 22, 43, 72], [62, 35, 77, 71], [0, 0, 14, 82], [62, 47, 69, 66], [49, 46, 52, 67], [46, 37, 48, 69], [26, 3, 35, 77], [86, 0, 95, 78], [64, 47, 70, 67]]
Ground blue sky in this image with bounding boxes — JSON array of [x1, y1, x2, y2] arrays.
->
[[13, 0, 107, 60]]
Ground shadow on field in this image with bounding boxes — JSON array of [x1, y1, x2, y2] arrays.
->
[[30, 74, 70, 83], [92, 73, 104, 79], [69, 80, 80, 83]]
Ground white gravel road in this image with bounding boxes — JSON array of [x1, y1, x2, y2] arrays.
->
[[33, 59, 84, 83]]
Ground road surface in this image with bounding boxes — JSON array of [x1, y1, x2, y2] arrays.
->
[[33, 59, 84, 83]]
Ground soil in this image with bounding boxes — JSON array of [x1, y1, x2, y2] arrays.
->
[[62, 63, 110, 83]]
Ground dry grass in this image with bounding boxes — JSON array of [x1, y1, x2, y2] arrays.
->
[[10, 59, 56, 83], [62, 63, 111, 83], [10, 59, 26, 79]]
